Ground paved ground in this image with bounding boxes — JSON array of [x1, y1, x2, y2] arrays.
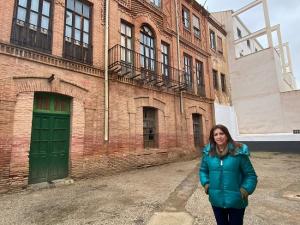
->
[[0, 152, 299, 225]]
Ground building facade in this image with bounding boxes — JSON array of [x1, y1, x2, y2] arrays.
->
[[207, 15, 230, 106], [0, 0, 215, 192], [212, 0, 300, 150]]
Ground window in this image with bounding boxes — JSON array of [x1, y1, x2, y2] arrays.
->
[[217, 36, 223, 53], [140, 26, 155, 72], [213, 69, 218, 90], [196, 60, 205, 96], [143, 107, 158, 148], [192, 15, 200, 38], [11, 0, 52, 52], [184, 54, 193, 90], [150, 0, 161, 7], [221, 73, 226, 92], [237, 27, 242, 39], [193, 113, 203, 150], [210, 30, 216, 50], [182, 7, 190, 30], [64, 0, 92, 64], [247, 39, 251, 48], [161, 42, 170, 81], [120, 22, 133, 64], [120, 22, 133, 75]]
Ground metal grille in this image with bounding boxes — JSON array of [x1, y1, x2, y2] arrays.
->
[[143, 107, 157, 148]]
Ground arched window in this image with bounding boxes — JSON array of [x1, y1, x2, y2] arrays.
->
[[140, 25, 155, 71]]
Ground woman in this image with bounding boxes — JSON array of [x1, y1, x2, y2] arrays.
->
[[199, 124, 257, 225]]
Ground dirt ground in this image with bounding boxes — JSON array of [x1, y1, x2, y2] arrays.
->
[[0, 151, 299, 225]]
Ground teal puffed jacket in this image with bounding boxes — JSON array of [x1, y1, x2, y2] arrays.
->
[[199, 143, 257, 209]]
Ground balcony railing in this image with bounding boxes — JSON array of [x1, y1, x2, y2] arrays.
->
[[108, 45, 187, 91], [10, 18, 52, 53], [64, 38, 93, 64]]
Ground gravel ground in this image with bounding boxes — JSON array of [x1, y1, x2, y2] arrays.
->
[[0, 160, 196, 225], [0, 152, 299, 225]]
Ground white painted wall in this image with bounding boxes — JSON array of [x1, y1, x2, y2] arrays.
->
[[212, 10, 300, 137], [214, 103, 239, 138]]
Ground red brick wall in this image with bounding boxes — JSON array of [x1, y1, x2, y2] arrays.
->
[[0, 0, 214, 192]]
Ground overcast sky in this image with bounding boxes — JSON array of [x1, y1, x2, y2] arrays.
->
[[197, 0, 300, 89]]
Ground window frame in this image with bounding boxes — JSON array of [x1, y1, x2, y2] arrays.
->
[[212, 69, 218, 90], [192, 14, 200, 38], [217, 36, 223, 54], [182, 6, 190, 30], [183, 53, 193, 90], [149, 0, 161, 8], [237, 27, 242, 39], [63, 0, 93, 64], [195, 60, 205, 96], [140, 25, 156, 72], [11, 0, 53, 53], [210, 30, 216, 50], [120, 21, 133, 64], [161, 41, 170, 81], [221, 73, 226, 92]]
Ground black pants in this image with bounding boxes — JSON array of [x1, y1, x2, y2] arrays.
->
[[212, 206, 245, 225]]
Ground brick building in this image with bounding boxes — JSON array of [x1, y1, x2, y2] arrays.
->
[[0, 0, 215, 192]]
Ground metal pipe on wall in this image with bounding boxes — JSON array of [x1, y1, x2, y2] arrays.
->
[[104, 0, 110, 141]]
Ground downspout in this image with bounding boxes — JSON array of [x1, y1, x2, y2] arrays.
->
[[104, 0, 110, 141], [174, 0, 183, 114]]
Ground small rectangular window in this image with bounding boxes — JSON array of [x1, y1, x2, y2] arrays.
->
[[182, 7, 190, 30], [221, 73, 226, 92], [210, 30, 216, 50], [237, 27, 242, 39], [192, 15, 200, 38], [161, 42, 170, 82], [150, 0, 161, 7], [184, 54, 193, 90], [213, 69, 218, 90], [217, 36, 223, 53], [247, 39, 251, 48]]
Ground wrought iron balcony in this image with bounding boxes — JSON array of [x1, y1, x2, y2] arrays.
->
[[11, 18, 52, 53], [108, 45, 187, 91]]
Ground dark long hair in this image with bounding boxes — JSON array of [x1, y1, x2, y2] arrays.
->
[[209, 124, 242, 156]]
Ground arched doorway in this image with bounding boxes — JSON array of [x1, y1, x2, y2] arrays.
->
[[29, 92, 71, 184]]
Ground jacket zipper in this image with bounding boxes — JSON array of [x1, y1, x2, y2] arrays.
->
[[220, 158, 225, 208]]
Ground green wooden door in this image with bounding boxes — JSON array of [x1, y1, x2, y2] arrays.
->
[[29, 93, 71, 184]]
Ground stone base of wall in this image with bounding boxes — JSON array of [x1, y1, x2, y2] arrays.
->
[[77, 148, 200, 179], [4, 148, 199, 193]]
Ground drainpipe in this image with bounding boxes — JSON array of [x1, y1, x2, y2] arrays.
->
[[104, 0, 110, 141], [174, 0, 183, 114]]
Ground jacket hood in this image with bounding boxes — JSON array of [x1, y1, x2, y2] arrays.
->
[[203, 143, 250, 156]]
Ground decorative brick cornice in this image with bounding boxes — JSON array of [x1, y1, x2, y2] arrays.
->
[[0, 42, 103, 78]]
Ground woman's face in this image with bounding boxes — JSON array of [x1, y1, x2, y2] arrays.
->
[[213, 128, 228, 147]]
